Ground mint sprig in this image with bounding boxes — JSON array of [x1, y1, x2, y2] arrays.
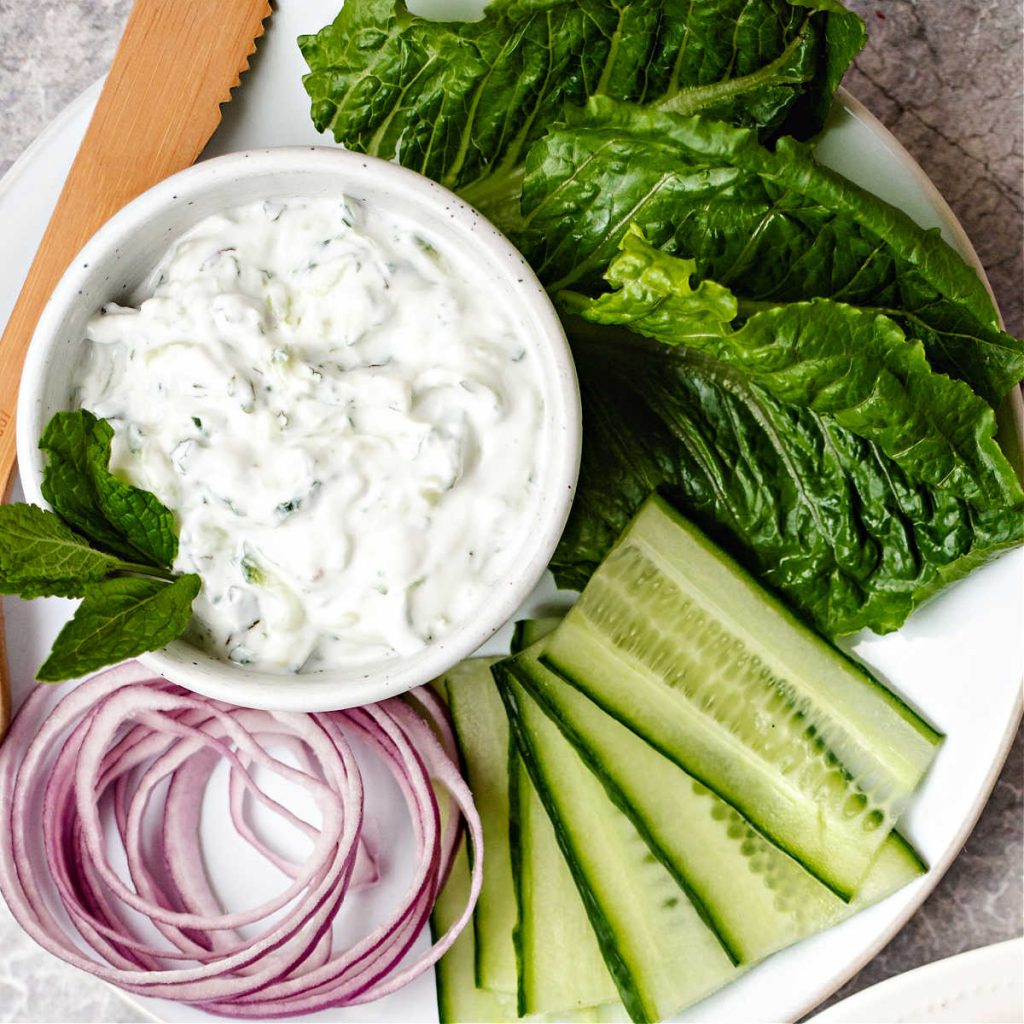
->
[[40, 410, 178, 567], [0, 410, 201, 682], [36, 574, 201, 683]]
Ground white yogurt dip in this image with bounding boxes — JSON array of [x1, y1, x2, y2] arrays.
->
[[76, 195, 544, 673]]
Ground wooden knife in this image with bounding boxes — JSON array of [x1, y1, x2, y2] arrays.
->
[[0, 0, 273, 738]]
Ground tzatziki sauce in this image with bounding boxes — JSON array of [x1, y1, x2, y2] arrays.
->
[[76, 196, 544, 673]]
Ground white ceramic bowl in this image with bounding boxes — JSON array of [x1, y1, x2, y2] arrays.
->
[[17, 147, 580, 711]]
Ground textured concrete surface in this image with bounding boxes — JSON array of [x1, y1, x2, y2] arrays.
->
[[844, 0, 1024, 339], [0, 1, 1021, 1022]]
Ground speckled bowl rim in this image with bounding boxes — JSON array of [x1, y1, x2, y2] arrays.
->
[[17, 146, 581, 711]]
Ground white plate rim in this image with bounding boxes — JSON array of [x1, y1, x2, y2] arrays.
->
[[807, 936, 1024, 1022]]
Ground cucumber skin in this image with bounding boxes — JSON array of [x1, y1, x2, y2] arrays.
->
[[497, 662, 652, 1024], [508, 648, 740, 964], [512, 617, 562, 654], [432, 845, 518, 1024], [508, 741, 621, 1016], [437, 658, 518, 993], [435, 666, 924, 1024], [509, 637, 926, 965], [508, 745, 527, 1018], [645, 493, 942, 749], [434, 664, 623, 1023], [500, 662, 748, 1022], [541, 497, 941, 898], [431, 844, 618, 1024]]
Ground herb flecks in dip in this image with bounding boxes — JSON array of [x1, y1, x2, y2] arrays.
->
[[77, 196, 543, 672]]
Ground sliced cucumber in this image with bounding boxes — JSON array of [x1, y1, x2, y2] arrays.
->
[[542, 495, 941, 899], [432, 843, 518, 1023], [432, 843, 620, 1023], [511, 752, 621, 1015], [436, 661, 622, 1022], [499, 665, 737, 1024], [437, 657, 516, 993], [512, 617, 562, 653], [508, 639, 925, 966]]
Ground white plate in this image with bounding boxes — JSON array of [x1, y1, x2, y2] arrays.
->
[[809, 938, 1024, 1023], [1, 3, 1022, 1022]]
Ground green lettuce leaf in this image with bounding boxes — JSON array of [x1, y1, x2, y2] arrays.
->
[[519, 99, 1024, 404], [299, 0, 865, 220], [555, 236, 1024, 637], [570, 229, 1023, 506]]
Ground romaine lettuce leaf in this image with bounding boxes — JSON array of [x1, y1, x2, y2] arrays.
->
[[555, 236, 1024, 637], [519, 99, 1024, 404], [299, 0, 865, 221]]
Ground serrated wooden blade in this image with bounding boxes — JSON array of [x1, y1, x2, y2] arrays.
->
[[0, 0, 272, 737]]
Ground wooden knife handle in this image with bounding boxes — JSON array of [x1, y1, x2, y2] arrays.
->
[[0, 612, 9, 737], [0, 0, 270, 501]]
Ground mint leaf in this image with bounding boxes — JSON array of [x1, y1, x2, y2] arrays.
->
[[0, 503, 118, 598], [36, 573, 201, 683], [40, 410, 178, 569], [40, 410, 141, 561], [86, 418, 178, 569], [17, 411, 201, 679]]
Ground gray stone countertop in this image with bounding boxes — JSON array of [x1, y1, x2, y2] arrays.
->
[[0, 1, 1021, 1022]]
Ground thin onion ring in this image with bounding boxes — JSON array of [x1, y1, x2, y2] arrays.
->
[[0, 663, 482, 1017]]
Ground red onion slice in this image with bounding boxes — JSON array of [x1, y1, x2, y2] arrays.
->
[[0, 664, 483, 1016]]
